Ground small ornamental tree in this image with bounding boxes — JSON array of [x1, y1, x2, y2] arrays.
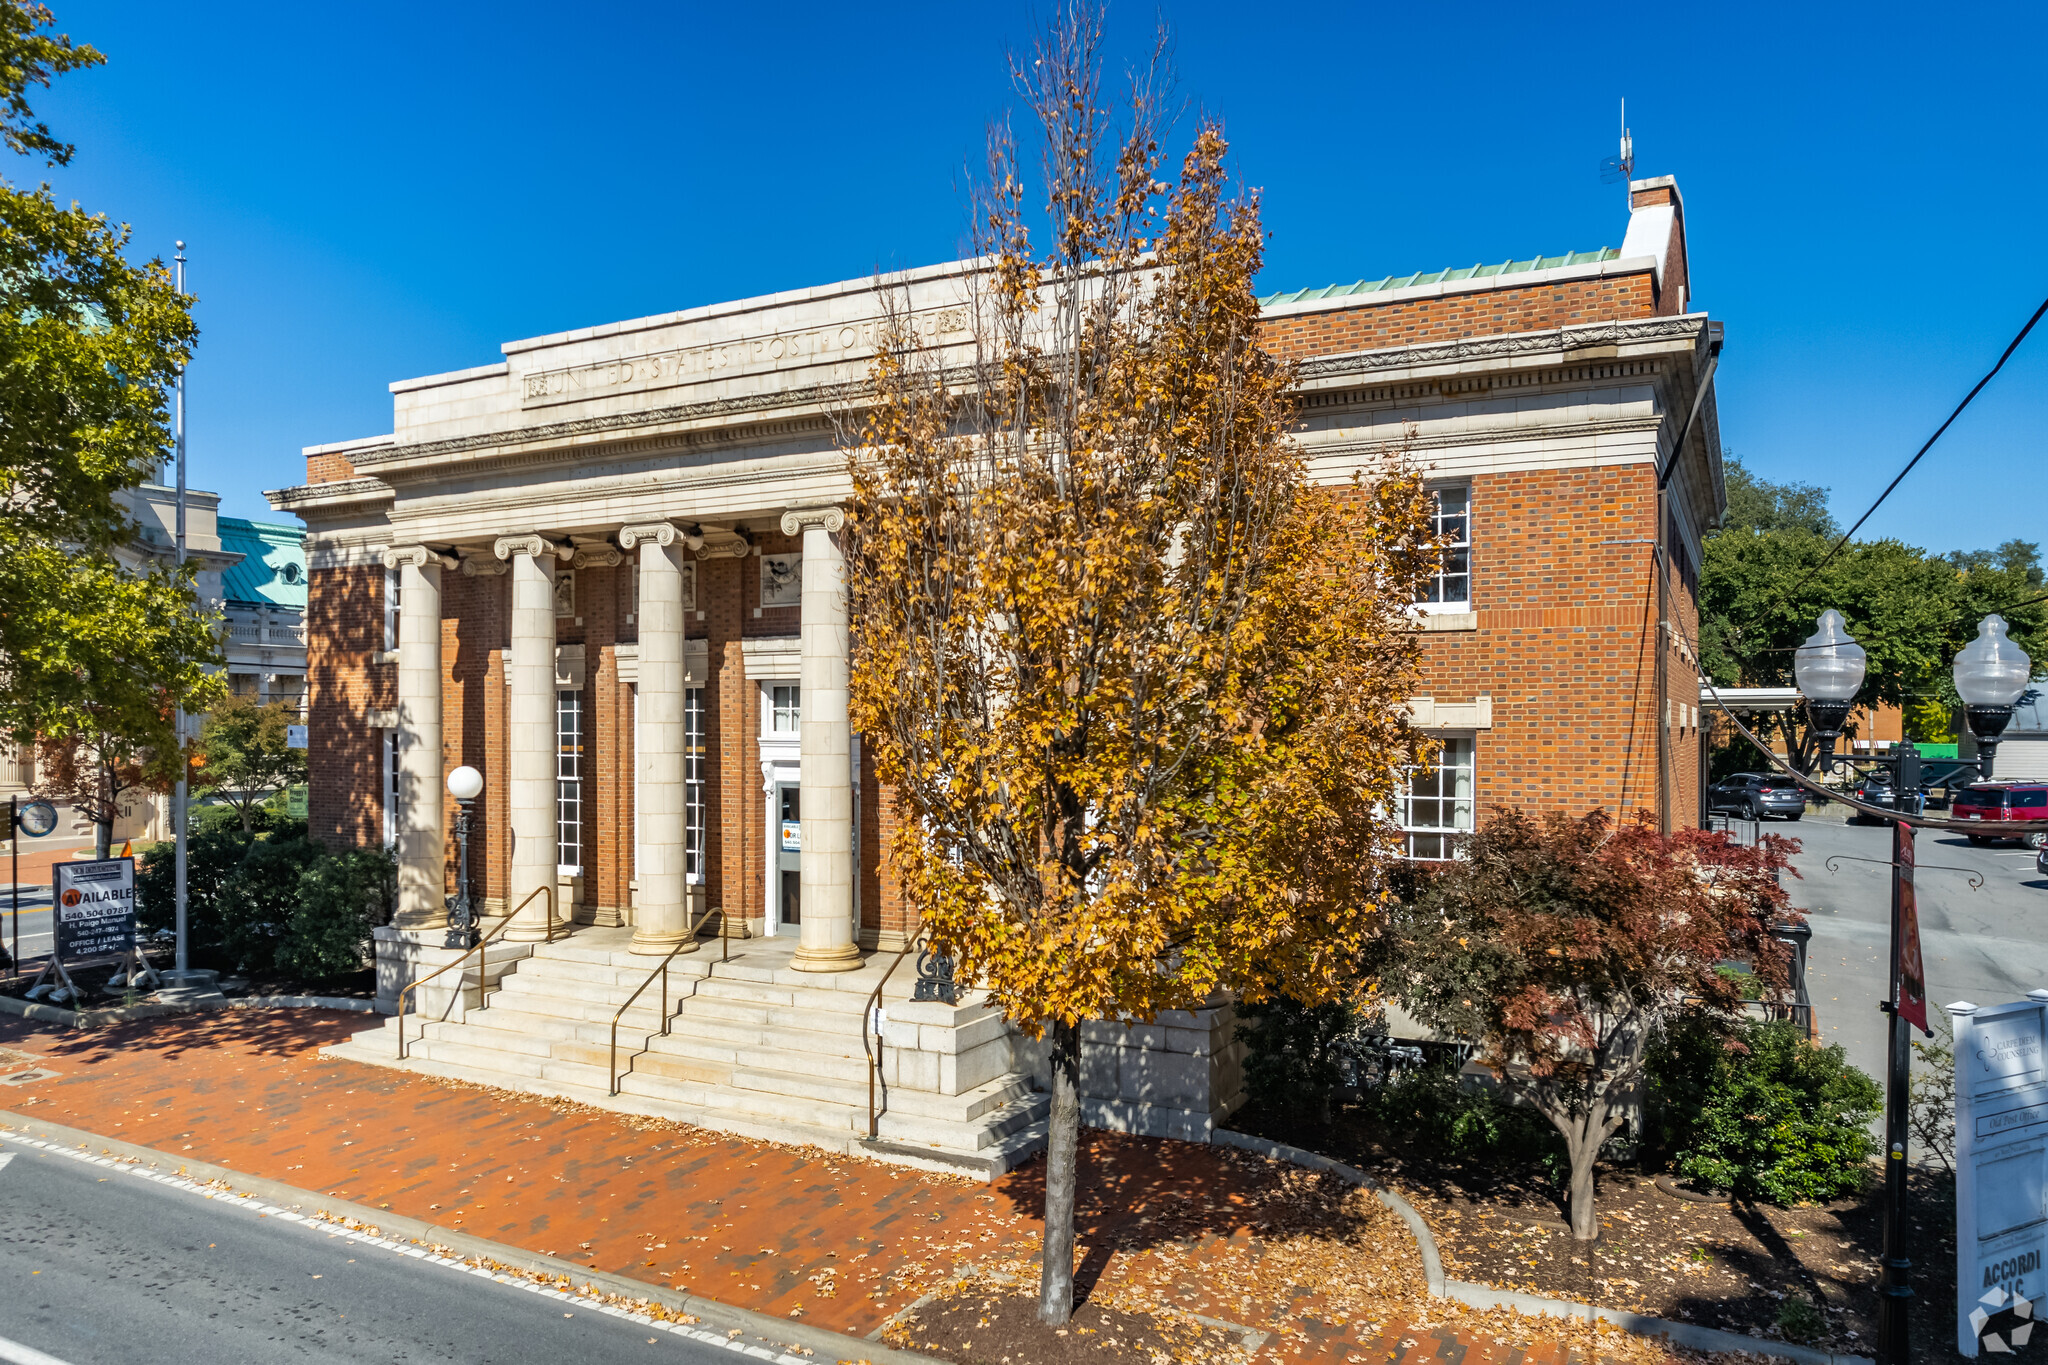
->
[[842, 8, 1436, 1325], [192, 695, 308, 831], [1382, 809, 1798, 1240], [31, 722, 166, 858]]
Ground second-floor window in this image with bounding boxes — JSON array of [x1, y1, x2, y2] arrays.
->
[[558, 689, 583, 874], [685, 687, 707, 882], [1421, 486, 1471, 609], [383, 563, 401, 651], [1401, 736, 1474, 860]]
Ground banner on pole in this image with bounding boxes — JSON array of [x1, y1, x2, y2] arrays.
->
[[53, 857, 136, 960], [1897, 823, 1929, 1035], [1953, 993, 2048, 1356]]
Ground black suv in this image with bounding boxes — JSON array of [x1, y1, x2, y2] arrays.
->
[[1708, 773, 1807, 821]]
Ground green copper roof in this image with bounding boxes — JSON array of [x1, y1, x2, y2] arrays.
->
[[1259, 247, 1622, 308], [219, 516, 307, 609]]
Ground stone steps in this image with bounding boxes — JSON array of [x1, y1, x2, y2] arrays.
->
[[330, 935, 1048, 1178]]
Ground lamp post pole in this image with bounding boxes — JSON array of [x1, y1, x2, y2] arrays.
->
[[172, 241, 189, 977], [1795, 611, 2031, 1365], [444, 766, 484, 949]]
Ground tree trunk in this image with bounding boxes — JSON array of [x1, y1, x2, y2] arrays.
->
[[95, 815, 112, 860], [1565, 1130, 1599, 1240], [1038, 1016, 1081, 1326]]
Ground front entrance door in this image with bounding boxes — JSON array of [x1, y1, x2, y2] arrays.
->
[[776, 782, 801, 926]]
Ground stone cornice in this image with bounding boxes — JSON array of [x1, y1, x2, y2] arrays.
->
[[1294, 315, 1707, 387], [780, 506, 845, 536], [265, 477, 395, 515]]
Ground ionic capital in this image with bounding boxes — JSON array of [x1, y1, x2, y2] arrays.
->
[[779, 506, 845, 537], [493, 534, 565, 563], [382, 544, 456, 571], [571, 540, 624, 569], [619, 522, 680, 551], [459, 556, 508, 577], [696, 529, 751, 560]]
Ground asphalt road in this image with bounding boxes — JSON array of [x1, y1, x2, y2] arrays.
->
[[1782, 814, 2048, 1083], [4, 885, 54, 962], [0, 1140, 755, 1365]]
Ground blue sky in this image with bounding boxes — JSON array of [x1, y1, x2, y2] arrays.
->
[[29, 1, 2048, 554]]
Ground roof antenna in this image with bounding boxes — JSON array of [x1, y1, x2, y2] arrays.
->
[[1600, 99, 1634, 196]]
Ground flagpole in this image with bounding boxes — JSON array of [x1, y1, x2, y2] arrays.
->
[[172, 240, 189, 979]]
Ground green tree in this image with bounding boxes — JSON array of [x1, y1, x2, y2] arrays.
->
[[193, 695, 307, 831], [1719, 454, 1837, 538], [0, 3, 219, 748]]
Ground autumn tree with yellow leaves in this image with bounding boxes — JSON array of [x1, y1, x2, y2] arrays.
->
[[842, 8, 1437, 1325]]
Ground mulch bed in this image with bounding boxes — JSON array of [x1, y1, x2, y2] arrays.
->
[[884, 1278, 1248, 1365], [1235, 1101, 1962, 1364]]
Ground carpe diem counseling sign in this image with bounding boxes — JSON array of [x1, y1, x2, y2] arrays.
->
[[53, 857, 136, 960]]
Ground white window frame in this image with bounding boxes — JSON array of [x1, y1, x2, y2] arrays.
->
[[770, 684, 801, 735], [557, 689, 583, 876], [685, 686, 706, 884], [1417, 485, 1472, 613], [383, 563, 401, 651], [1400, 733, 1475, 860], [381, 728, 399, 850]]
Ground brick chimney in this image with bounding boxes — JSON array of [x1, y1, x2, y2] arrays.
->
[[1620, 174, 1689, 316]]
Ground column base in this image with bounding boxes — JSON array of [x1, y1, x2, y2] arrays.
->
[[503, 925, 555, 944], [790, 942, 863, 973], [629, 928, 698, 956]]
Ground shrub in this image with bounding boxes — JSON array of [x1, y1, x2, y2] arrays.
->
[[278, 846, 394, 982], [1239, 995, 1373, 1126], [1359, 1059, 1569, 1182], [1653, 1018, 1879, 1203], [135, 824, 254, 961], [214, 835, 325, 973]]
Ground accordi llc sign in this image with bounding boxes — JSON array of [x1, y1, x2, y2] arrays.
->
[[1953, 991, 2048, 1356]]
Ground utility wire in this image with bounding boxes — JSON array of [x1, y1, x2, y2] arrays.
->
[[1787, 294, 2048, 600]]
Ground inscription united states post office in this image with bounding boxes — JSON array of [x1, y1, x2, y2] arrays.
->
[[520, 306, 970, 409]]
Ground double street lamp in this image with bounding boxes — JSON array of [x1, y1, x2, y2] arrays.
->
[[1794, 609, 2032, 779], [1790, 610, 2032, 1365]]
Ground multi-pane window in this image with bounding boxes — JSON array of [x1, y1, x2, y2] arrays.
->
[[557, 690, 583, 874], [1401, 736, 1474, 860], [1421, 486, 1471, 608], [771, 684, 801, 734], [685, 687, 707, 883]]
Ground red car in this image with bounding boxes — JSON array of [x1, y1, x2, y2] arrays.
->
[[1954, 782, 2048, 849]]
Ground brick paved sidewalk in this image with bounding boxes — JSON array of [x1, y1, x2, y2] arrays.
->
[[0, 1010, 1676, 1365]]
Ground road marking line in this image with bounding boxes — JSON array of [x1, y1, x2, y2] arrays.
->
[[0, 1153, 10, 1175], [0, 1332, 80, 1365], [0, 1129, 816, 1364]]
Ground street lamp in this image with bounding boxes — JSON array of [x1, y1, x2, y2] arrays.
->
[[1791, 608, 1866, 772], [1952, 614, 2033, 778], [445, 766, 483, 949]]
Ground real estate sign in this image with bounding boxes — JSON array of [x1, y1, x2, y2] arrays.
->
[[1954, 992, 2048, 1356], [52, 857, 136, 961]]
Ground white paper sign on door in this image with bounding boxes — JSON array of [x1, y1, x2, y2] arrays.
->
[[1953, 992, 2048, 1356]]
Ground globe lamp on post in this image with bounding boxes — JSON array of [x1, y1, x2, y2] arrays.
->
[[1952, 614, 2032, 780], [1791, 609, 1867, 774], [445, 766, 484, 949]]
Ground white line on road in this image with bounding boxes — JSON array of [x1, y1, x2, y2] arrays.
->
[[0, 1152, 12, 1175], [0, 1129, 817, 1364], [0, 1332, 81, 1365]]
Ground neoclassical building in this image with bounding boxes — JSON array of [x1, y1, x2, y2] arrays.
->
[[277, 175, 1722, 1172]]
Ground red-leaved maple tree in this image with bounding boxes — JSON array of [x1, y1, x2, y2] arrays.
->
[[1385, 809, 1799, 1239]]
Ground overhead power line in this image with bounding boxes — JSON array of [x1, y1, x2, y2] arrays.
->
[[1789, 293, 2048, 598]]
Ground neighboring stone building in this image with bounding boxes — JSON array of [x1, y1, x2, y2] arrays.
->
[[271, 175, 1722, 1173]]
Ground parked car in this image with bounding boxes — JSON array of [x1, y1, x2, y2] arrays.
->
[[1847, 774, 1922, 823], [1954, 782, 2048, 849], [1708, 772, 1807, 821]]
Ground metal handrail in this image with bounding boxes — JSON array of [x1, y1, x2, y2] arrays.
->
[[607, 904, 728, 1096], [862, 922, 931, 1140], [396, 884, 556, 1060]]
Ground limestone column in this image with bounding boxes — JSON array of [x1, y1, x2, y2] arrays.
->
[[620, 523, 692, 955], [383, 546, 452, 932], [782, 507, 859, 973], [498, 534, 562, 942]]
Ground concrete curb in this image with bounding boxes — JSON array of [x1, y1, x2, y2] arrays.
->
[[1210, 1129, 1871, 1365], [0, 992, 380, 1029], [0, 1108, 940, 1365]]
